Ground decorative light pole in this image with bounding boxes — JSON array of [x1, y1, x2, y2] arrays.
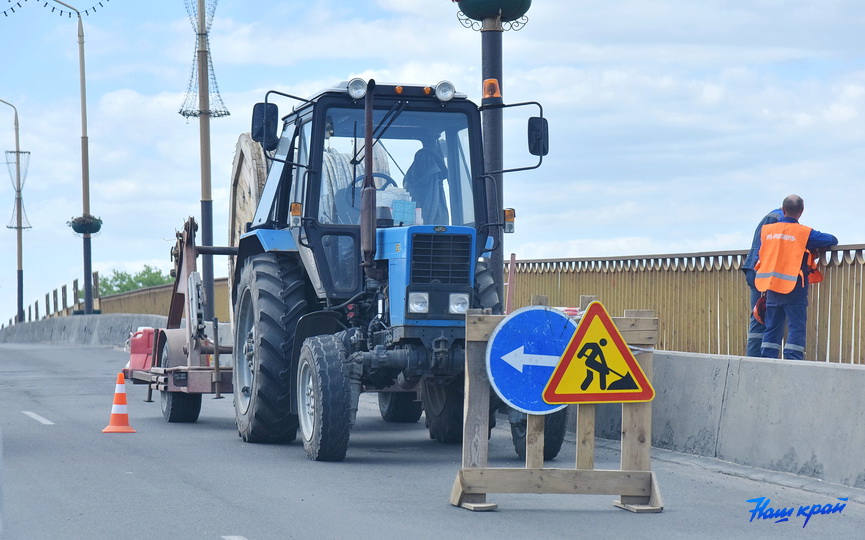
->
[[53, 0, 98, 314], [454, 0, 532, 304], [0, 99, 29, 323], [179, 0, 230, 322]]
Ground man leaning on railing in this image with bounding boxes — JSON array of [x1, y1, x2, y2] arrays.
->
[[754, 194, 838, 360]]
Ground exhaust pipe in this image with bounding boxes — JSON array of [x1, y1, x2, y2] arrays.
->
[[361, 80, 383, 280]]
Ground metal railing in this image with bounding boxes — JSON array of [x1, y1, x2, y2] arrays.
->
[[4, 275, 231, 327], [505, 244, 865, 364]]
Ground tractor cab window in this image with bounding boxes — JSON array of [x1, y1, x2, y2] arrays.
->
[[316, 106, 476, 228]]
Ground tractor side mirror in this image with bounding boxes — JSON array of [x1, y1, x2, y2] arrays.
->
[[251, 102, 279, 152], [527, 117, 549, 157]]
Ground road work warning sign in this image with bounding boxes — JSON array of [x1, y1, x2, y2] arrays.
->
[[543, 301, 654, 404]]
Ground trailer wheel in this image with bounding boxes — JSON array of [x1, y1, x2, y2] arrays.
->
[[422, 378, 464, 443], [297, 335, 352, 461], [159, 341, 201, 423], [377, 392, 422, 423], [510, 407, 569, 462], [233, 253, 305, 443], [160, 390, 202, 423]]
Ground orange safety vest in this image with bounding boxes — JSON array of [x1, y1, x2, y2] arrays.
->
[[754, 222, 813, 294]]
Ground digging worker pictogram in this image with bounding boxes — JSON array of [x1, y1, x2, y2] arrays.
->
[[578, 338, 638, 391], [755, 194, 837, 360]]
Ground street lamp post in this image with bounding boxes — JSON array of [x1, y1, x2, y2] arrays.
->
[[53, 0, 95, 314], [456, 0, 533, 306], [0, 99, 25, 323]]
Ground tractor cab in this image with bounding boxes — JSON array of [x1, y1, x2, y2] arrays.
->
[[246, 80, 488, 304]]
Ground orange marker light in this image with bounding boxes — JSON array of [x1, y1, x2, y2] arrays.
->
[[483, 78, 502, 98], [395, 86, 404, 94], [503, 208, 515, 233]]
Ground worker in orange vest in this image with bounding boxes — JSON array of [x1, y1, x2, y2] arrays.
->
[[755, 195, 837, 360], [741, 206, 782, 356]]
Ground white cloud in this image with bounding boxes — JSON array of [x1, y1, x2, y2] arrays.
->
[[1, 0, 863, 317]]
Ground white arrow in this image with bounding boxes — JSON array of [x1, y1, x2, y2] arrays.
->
[[501, 346, 560, 373]]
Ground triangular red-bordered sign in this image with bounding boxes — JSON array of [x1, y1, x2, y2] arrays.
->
[[543, 301, 654, 404]]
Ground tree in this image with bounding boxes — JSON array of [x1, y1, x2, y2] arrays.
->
[[99, 265, 173, 296]]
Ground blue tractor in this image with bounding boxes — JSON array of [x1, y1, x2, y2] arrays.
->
[[228, 78, 563, 461]]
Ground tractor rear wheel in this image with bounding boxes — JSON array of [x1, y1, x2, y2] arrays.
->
[[297, 335, 352, 461], [233, 253, 306, 443], [378, 392, 423, 423], [422, 378, 464, 443], [159, 341, 201, 423]]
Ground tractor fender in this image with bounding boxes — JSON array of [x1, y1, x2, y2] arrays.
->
[[232, 229, 300, 303], [288, 310, 347, 414]]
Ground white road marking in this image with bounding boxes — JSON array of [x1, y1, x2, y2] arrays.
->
[[221, 537, 249, 540], [22, 411, 55, 425]]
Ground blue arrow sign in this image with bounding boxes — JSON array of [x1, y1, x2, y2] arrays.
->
[[486, 306, 574, 415]]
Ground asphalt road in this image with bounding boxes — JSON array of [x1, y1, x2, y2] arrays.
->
[[1, 343, 864, 539]]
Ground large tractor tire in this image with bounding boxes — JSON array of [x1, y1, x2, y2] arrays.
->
[[297, 335, 353, 461], [158, 334, 201, 423], [228, 133, 268, 309], [510, 407, 569, 462], [233, 253, 306, 443], [378, 392, 423, 423], [422, 377, 465, 443], [474, 260, 503, 315]]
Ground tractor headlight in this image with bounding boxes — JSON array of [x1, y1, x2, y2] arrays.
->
[[347, 78, 368, 100], [435, 81, 456, 102], [408, 292, 429, 314], [448, 293, 470, 315]]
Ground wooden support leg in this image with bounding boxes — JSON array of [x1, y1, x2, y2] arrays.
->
[[576, 403, 595, 470], [526, 414, 545, 469]]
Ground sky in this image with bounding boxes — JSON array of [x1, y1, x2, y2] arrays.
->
[[1, 0, 864, 321]]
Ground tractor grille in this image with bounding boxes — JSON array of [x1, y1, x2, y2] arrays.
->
[[411, 233, 472, 285]]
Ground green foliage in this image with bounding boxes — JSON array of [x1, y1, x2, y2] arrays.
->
[[99, 265, 173, 296]]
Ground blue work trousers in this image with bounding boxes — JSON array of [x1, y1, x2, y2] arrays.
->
[[760, 302, 807, 360]]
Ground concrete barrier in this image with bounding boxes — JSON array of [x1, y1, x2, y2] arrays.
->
[[4, 318, 864, 489], [0, 314, 169, 348], [594, 351, 865, 489]]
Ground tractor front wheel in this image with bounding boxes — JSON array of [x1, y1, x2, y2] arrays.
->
[[297, 335, 353, 461]]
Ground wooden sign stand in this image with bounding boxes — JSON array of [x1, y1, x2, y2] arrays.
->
[[450, 299, 664, 513]]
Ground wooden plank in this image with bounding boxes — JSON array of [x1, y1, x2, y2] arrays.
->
[[620, 346, 654, 506], [457, 468, 652, 496], [526, 414, 545, 469], [612, 317, 659, 345], [576, 404, 595, 470], [458, 336, 492, 507], [465, 313, 504, 343], [623, 309, 656, 318], [576, 295, 598, 470], [531, 294, 549, 306], [450, 473, 498, 511], [614, 471, 664, 513]]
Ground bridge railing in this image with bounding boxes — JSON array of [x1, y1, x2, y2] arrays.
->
[[4, 275, 230, 327], [505, 244, 865, 364]]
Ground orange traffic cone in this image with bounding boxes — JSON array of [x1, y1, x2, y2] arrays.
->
[[102, 372, 136, 433]]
